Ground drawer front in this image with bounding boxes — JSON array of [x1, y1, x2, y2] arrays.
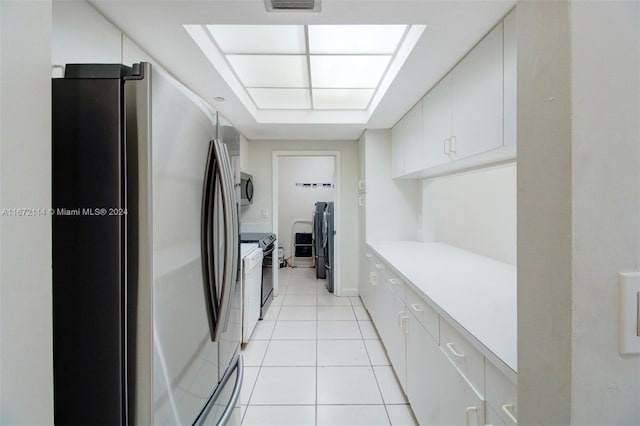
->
[[404, 285, 439, 343], [365, 251, 378, 269], [381, 268, 405, 301], [440, 320, 485, 398], [485, 361, 517, 425], [484, 403, 508, 426]]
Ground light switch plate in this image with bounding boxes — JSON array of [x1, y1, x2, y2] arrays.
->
[[618, 272, 640, 355]]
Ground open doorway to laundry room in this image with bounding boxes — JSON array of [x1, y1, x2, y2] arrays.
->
[[272, 151, 341, 296]]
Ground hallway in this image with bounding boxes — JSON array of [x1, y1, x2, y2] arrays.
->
[[240, 267, 417, 425]]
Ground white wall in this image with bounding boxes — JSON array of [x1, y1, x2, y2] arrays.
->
[[0, 1, 168, 423], [52, 0, 121, 66], [518, 1, 640, 424], [360, 129, 421, 243], [570, 1, 640, 423], [53, 0, 157, 69], [241, 140, 359, 296], [0, 1, 54, 423], [422, 163, 517, 265], [517, 2, 573, 423], [277, 156, 334, 260]]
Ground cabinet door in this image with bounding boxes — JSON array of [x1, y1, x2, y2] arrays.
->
[[422, 74, 453, 169], [485, 361, 517, 426], [360, 253, 376, 314], [377, 278, 407, 391], [485, 404, 508, 426], [391, 102, 422, 177], [437, 347, 485, 426], [364, 258, 386, 324], [503, 9, 517, 147], [451, 23, 504, 160], [406, 312, 440, 425]]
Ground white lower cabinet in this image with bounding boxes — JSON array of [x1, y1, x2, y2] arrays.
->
[[485, 405, 508, 426], [485, 361, 518, 425], [376, 275, 407, 391], [437, 346, 485, 426], [439, 320, 485, 399], [406, 311, 440, 425], [362, 250, 516, 426], [369, 260, 387, 326], [360, 253, 377, 317]]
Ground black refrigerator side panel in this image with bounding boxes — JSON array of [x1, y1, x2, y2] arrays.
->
[[52, 78, 126, 425]]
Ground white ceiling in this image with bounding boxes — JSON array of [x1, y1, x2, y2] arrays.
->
[[90, 0, 515, 141]]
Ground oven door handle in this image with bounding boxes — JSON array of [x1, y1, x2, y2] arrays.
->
[[263, 245, 276, 257]]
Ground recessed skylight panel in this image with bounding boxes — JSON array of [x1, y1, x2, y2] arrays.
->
[[310, 55, 391, 88], [186, 23, 424, 117], [308, 25, 407, 54], [312, 88, 374, 109], [226, 55, 309, 88], [248, 88, 311, 109], [206, 25, 306, 54]]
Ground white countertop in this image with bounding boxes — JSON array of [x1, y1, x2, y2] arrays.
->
[[368, 240, 517, 372]]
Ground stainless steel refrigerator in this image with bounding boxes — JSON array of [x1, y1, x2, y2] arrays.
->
[[52, 63, 243, 425]]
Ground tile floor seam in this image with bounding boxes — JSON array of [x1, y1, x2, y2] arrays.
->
[[241, 267, 415, 425]]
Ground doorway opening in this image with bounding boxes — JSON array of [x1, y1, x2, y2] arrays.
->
[[272, 151, 341, 295]]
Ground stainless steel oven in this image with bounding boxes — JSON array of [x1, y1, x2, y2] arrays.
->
[[240, 232, 276, 319]]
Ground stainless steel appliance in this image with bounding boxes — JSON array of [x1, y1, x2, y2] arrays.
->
[[322, 202, 335, 293], [240, 232, 276, 319], [240, 172, 254, 206], [52, 63, 242, 425], [313, 202, 328, 279]]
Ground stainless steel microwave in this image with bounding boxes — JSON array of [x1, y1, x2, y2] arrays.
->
[[240, 172, 253, 206]]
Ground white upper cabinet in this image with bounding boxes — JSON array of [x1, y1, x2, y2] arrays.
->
[[422, 73, 453, 169], [392, 10, 516, 178], [391, 101, 423, 178], [450, 22, 503, 160], [503, 9, 517, 147]]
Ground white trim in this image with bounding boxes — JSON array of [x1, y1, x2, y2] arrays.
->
[[272, 150, 342, 296]]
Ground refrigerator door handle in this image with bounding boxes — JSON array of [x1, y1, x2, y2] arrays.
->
[[201, 139, 219, 340], [192, 352, 244, 426], [210, 139, 236, 342], [216, 353, 243, 426], [217, 142, 238, 334]]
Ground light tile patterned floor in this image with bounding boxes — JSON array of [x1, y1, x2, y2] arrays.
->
[[240, 266, 418, 426]]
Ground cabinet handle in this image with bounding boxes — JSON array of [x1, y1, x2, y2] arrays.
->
[[397, 312, 409, 333], [411, 303, 424, 313], [369, 272, 377, 286], [389, 278, 400, 285], [446, 342, 465, 358], [358, 196, 365, 206], [375, 263, 385, 269], [450, 135, 457, 153], [501, 404, 518, 424], [465, 406, 478, 426], [365, 253, 373, 258]]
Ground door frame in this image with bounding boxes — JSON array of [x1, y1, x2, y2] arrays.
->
[[272, 151, 342, 296]]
